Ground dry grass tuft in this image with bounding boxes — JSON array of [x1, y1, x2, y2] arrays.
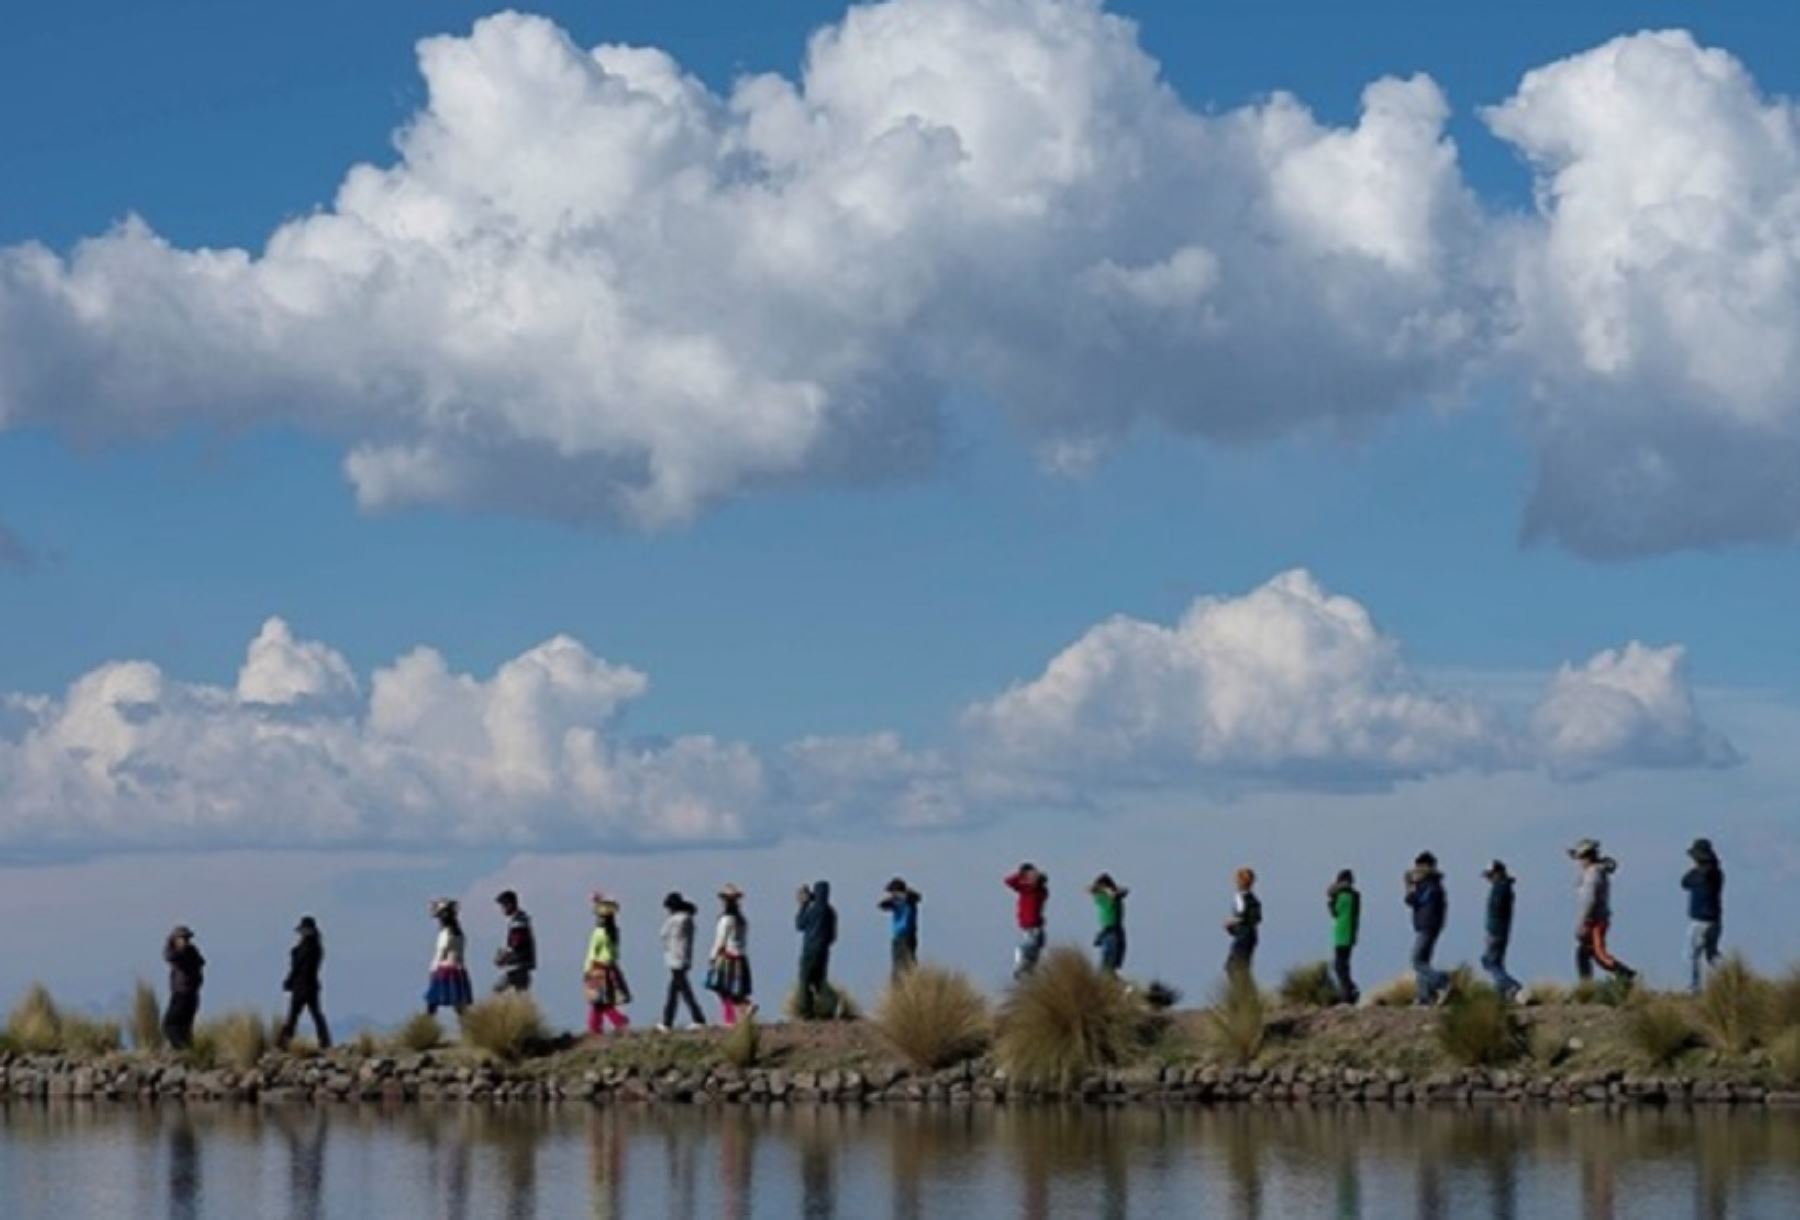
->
[[1277, 962, 1337, 1009], [6, 984, 65, 1053], [1204, 971, 1266, 1065], [202, 1011, 270, 1071], [874, 965, 990, 1072], [459, 994, 549, 1062], [995, 947, 1142, 1088], [1625, 996, 1700, 1068], [721, 1014, 761, 1068], [1770, 1026, 1800, 1086], [1770, 965, 1800, 1030], [393, 1012, 443, 1053], [130, 981, 164, 1053], [1699, 954, 1772, 1054], [1369, 975, 1417, 1008], [1437, 984, 1525, 1067], [783, 981, 862, 1022], [1520, 980, 1567, 1008]]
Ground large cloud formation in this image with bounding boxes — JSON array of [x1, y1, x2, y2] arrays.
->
[[0, 574, 1734, 848], [10, 2, 1793, 554]]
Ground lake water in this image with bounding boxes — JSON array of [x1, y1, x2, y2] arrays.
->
[[1, 1103, 1796, 1218]]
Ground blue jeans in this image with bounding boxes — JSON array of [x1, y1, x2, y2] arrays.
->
[[1095, 926, 1126, 974], [1014, 927, 1045, 978], [1481, 934, 1520, 998], [1689, 920, 1722, 993], [1412, 929, 1448, 1004]]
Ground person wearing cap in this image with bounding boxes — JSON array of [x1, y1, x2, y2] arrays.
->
[[1479, 862, 1522, 1003], [1404, 852, 1450, 1005], [278, 915, 331, 1049], [657, 892, 707, 1031], [1326, 869, 1361, 1005], [424, 898, 473, 1017], [583, 894, 632, 1035], [706, 885, 756, 1025], [1223, 867, 1262, 980], [1681, 838, 1725, 993], [1570, 839, 1636, 984], [1089, 874, 1129, 976], [492, 890, 537, 994], [878, 878, 922, 982], [1004, 864, 1050, 979], [793, 881, 839, 1020], [161, 925, 206, 1050]]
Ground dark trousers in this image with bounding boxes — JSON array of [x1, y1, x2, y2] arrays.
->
[[280, 990, 332, 1048], [163, 990, 200, 1050], [1412, 929, 1448, 1003], [1096, 926, 1126, 974], [493, 967, 532, 994], [1226, 932, 1257, 980], [662, 968, 706, 1027], [797, 951, 830, 1019], [891, 935, 917, 982], [1332, 945, 1359, 1003]]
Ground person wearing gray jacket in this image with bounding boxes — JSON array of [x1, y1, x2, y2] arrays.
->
[[656, 892, 707, 1031]]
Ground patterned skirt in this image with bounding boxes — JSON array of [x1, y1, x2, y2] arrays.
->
[[585, 963, 632, 1008], [425, 965, 474, 1010], [705, 954, 753, 1002]]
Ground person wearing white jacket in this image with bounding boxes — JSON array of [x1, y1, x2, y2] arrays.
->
[[705, 884, 756, 1025], [656, 892, 708, 1032]]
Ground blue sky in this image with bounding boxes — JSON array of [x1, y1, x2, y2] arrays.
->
[[2, 1, 1799, 1019]]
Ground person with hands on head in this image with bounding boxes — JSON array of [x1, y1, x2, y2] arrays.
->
[[1004, 864, 1050, 978]]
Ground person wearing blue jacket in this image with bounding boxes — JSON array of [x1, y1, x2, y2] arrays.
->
[[1404, 852, 1450, 1006], [1479, 861, 1522, 1002], [794, 880, 838, 1020], [1681, 838, 1725, 993], [879, 877, 921, 982]]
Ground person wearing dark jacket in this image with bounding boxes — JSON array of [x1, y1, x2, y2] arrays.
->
[[1327, 870, 1361, 1005], [1681, 838, 1725, 993], [1479, 862, 1522, 1002], [1223, 868, 1262, 980], [879, 878, 921, 981], [1404, 852, 1450, 1006], [794, 880, 838, 1020], [278, 915, 331, 1049], [492, 890, 537, 993], [162, 925, 206, 1050]]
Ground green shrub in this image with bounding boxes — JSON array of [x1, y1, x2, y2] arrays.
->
[[874, 965, 990, 1072], [459, 994, 549, 1062], [5, 984, 65, 1053], [996, 947, 1141, 1088], [393, 1012, 443, 1052], [1699, 954, 1772, 1054], [1437, 985, 1525, 1067], [130, 981, 164, 1053], [783, 981, 862, 1022], [1625, 997, 1699, 1068], [1204, 971, 1266, 1066], [721, 1014, 760, 1068], [1277, 962, 1337, 1008]]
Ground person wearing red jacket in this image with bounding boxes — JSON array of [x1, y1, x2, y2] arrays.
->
[[1005, 864, 1049, 978]]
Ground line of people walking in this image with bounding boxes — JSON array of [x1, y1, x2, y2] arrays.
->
[[144, 837, 1727, 1046]]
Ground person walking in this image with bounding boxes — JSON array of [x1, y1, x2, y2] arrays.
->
[[278, 915, 331, 1049], [1480, 861, 1522, 1002], [1681, 838, 1725, 993], [1089, 874, 1129, 976], [1005, 864, 1050, 978], [1223, 868, 1262, 980], [878, 878, 921, 982], [1404, 852, 1451, 1005], [424, 899, 474, 1017], [492, 890, 537, 994], [1570, 840, 1636, 984], [705, 884, 756, 1025], [162, 925, 206, 1050], [1327, 869, 1361, 1005], [584, 895, 632, 1036], [657, 891, 707, 1031], [794, 881, 839, 1020]]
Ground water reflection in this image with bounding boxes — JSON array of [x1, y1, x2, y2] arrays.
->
[[0, 1101, 1795, 1219]]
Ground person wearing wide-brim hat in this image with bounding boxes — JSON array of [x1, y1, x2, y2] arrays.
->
[[657, 891, 707, 1031], [583, 893, 632, 1036], [424, 898, 473, 1017], [1681, 837, 1726, 993], [278, 915, 331, 1049], [706, 885, 756, 1024], [1569, 840, 1636, 985], [1479, 862, 1522, 1003], [162, 924, 206, 1050], [878, 877, 922, 982]]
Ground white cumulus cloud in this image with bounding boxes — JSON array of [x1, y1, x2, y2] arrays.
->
[[1531, 641, 1740, 780]]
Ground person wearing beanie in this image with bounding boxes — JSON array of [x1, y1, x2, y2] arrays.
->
[[583, 894, 632, 1036], [162, 925, 206, 1050], [1089, 874, 1129, 976], [278, 915, 331, 1049], [1404, 852, 1451, 1006], [1223, 868, 1262, 981], [656, 892, 707, 1031], [1570, 839, 1637, 984], [1326, 869, 1361, 1005], [878, 878, 922, 981], [492, 890, 537, 994], [1480, 862, 1522, 1003], [1004, 865, 1050, 978], [1681, 838, 1726, 993]]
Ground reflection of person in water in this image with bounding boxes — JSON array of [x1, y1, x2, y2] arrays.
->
[[584, 1109, 626, 1220], [168, 1114, 201, 1220], [274, 1108, 327, 1220], [720, 1110, 756, 1220]]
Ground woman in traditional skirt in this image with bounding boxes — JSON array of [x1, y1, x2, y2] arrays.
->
[[424, 898, 473, 1016], [705, 884, 756, 1025], [584, 894, 632, 1035]]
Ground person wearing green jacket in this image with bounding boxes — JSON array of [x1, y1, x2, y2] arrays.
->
[[1089, 874, 1128, 975], [1327, 869, 1360, 1005]]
